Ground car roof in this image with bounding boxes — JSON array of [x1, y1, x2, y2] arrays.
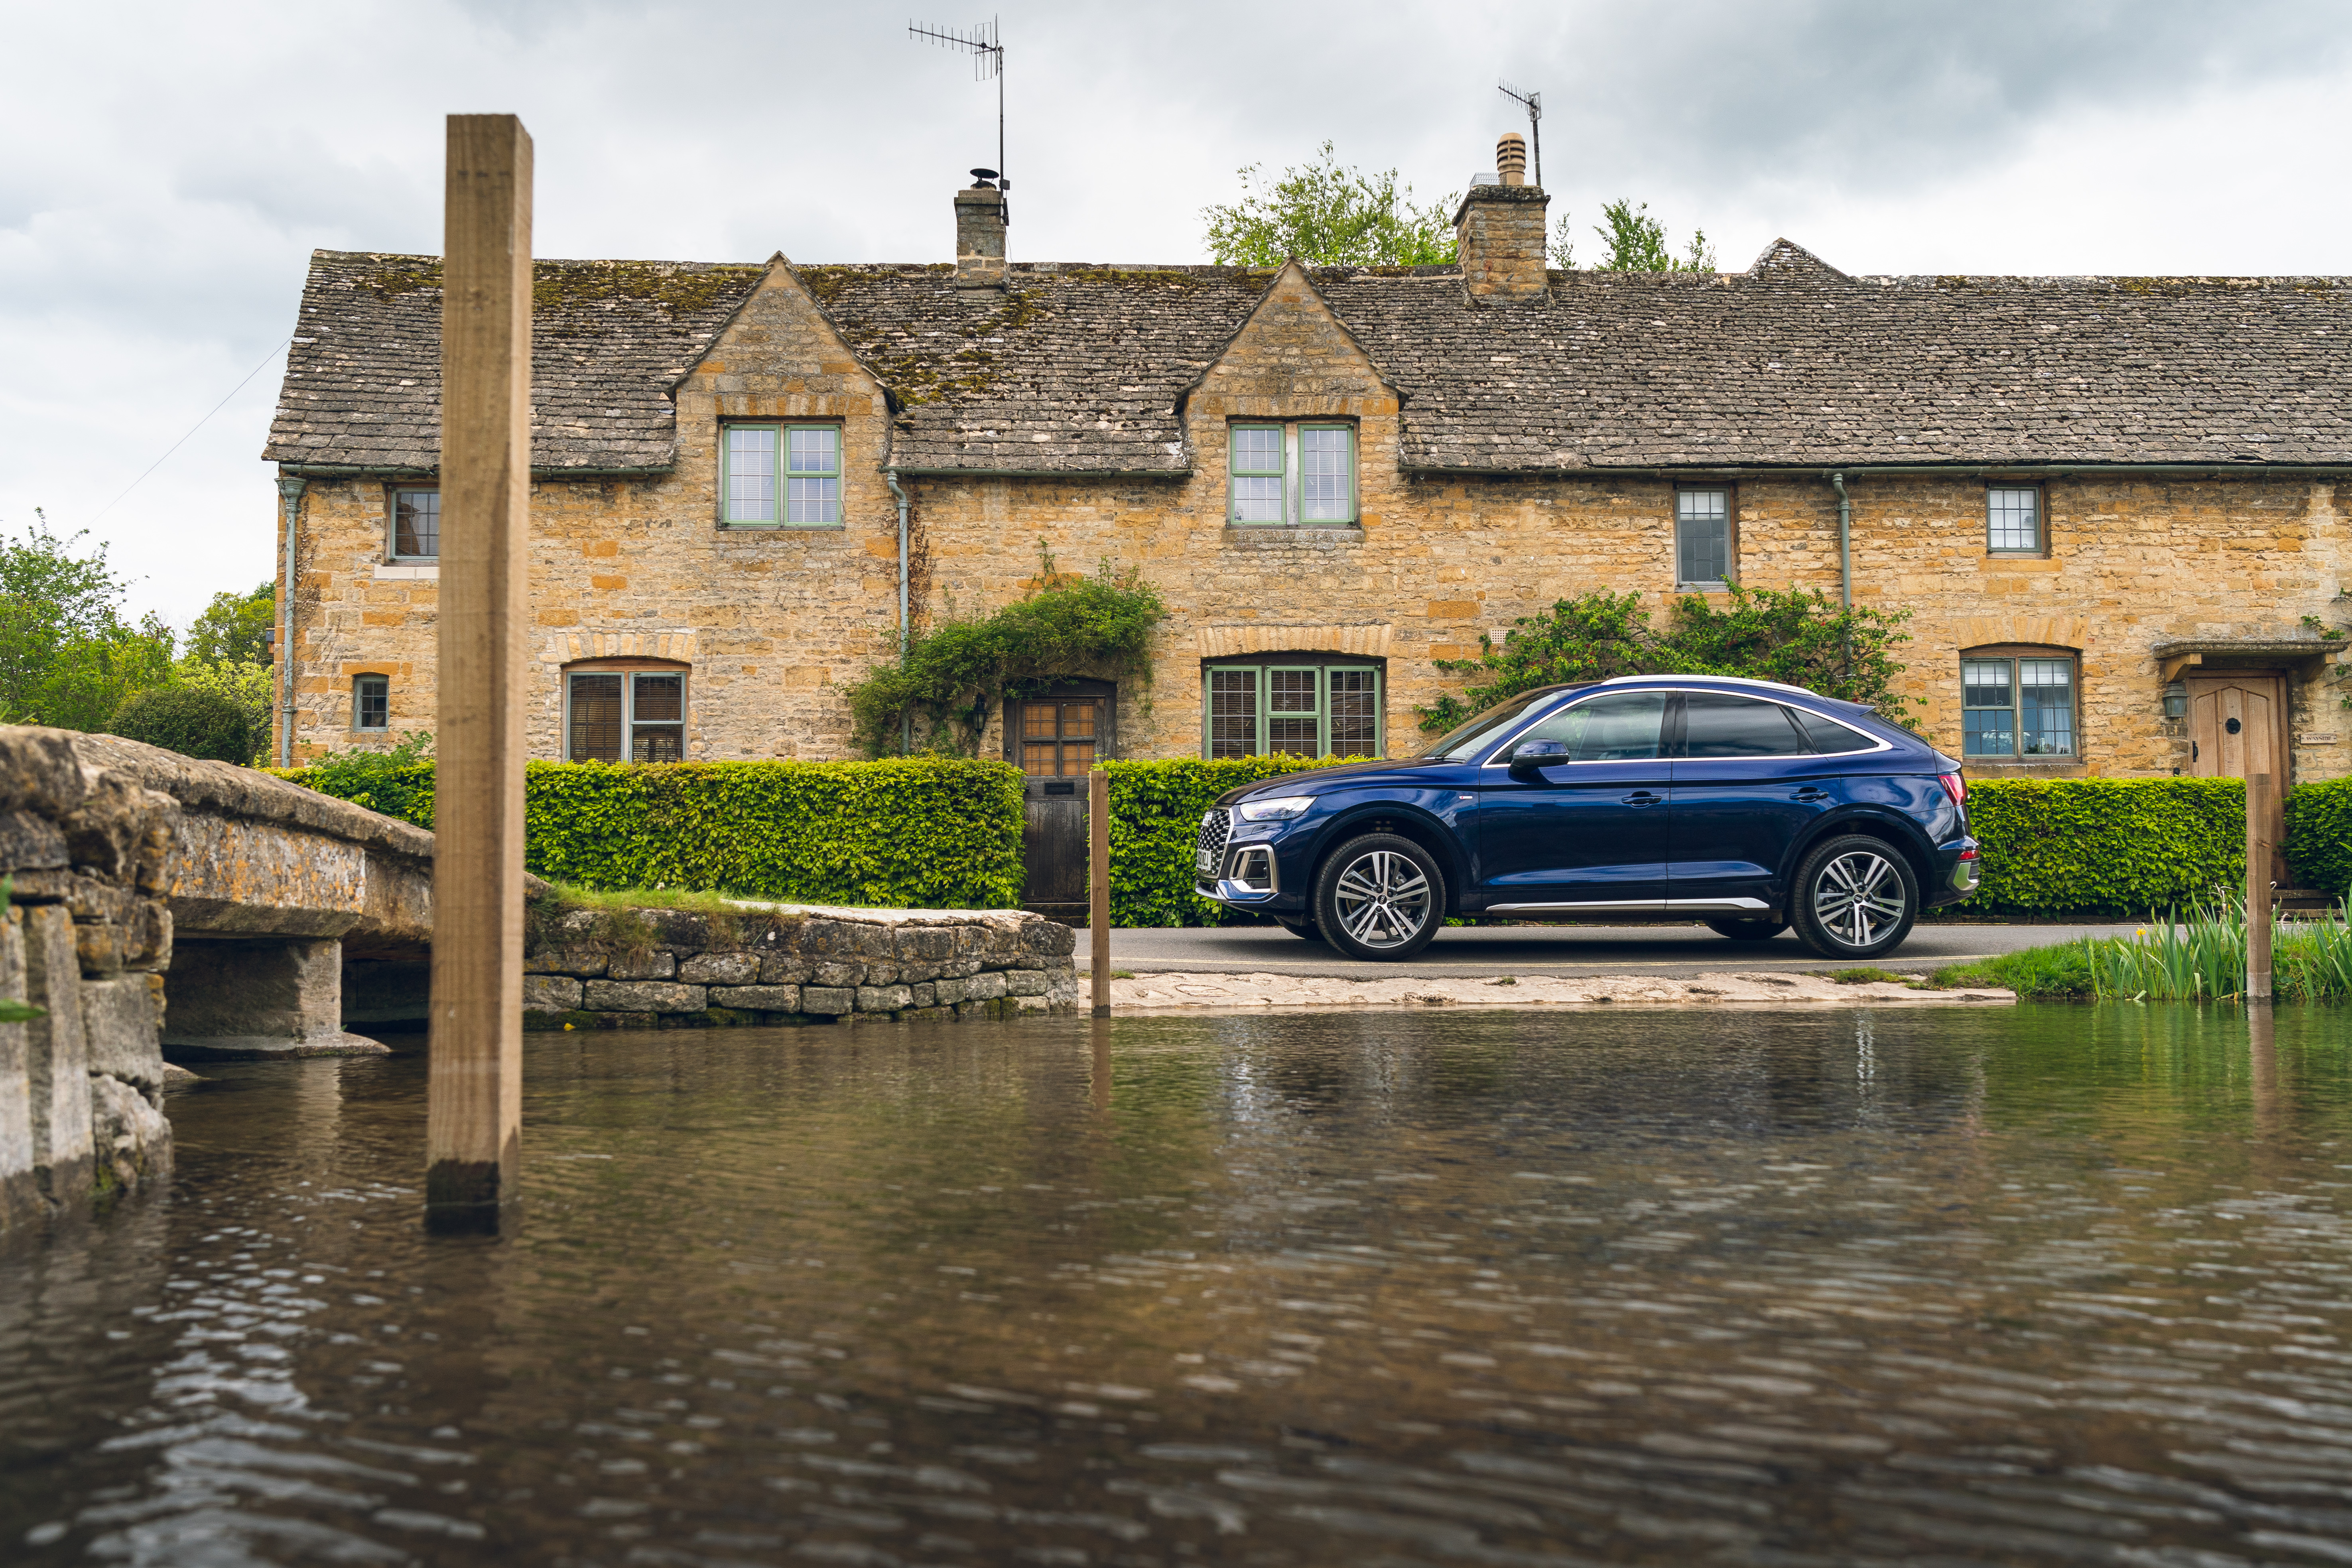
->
[[1598, 673, 1820, 698]]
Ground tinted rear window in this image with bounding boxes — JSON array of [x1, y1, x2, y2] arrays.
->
[[1794, 709, 1877, 754], [1678, 693, 1806, 758]]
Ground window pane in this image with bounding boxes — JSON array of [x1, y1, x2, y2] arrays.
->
[[569, 674, 624, 761], [1988, 487, 2039, 552], [1796, 709, 1873, 754], [1961, 658, 2015, 757], [2018, 658, 2075, 755], [1058, 739, 1093, 776], [1022, 743, 1057, 776], [787, 427, 838, 474], [1513, 691, 1668, 762], [1678, 693, 1805, 758], [1962, 710, 2015, 757], [1230, 427, 1283, 474], [1268, 670, 1317, 714], [1961, 659, 2013, 711], [355, 676, 388, 730], [1676, 489, 1730, 584], [394, 490, 439, 557], [1021, 702, 1058, 741], [1207, 668, 1257, 758], [727, 427, 778, 524], [1329, 669, 1377, 755], [632, 674, 683, 723], [1060, 703, 1095, 741], [1300, 428, 1350, 522], [786, 475, 839, 525], [1231, 475, 1283, 523], [632, 725, 684, 763]]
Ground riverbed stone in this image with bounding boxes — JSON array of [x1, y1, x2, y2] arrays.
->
[[801, 986, 853, 1015], [606, 949, 676, 981], [81, 974, 165, 1092], [523, 974, 584, 1012], [759, 953, 814, 985], [711, 985, 802, 1011], [678, 951, 757, 985], [89, 1073, 170, 1194], [856, 983, 914, 1013], [526, 943, 609, 977], [583, 979, 706, 1013]]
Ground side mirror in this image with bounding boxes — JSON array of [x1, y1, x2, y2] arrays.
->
[[1507, 739, 1568, 780]]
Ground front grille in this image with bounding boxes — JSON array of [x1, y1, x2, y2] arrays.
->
[[1195, 808, 1232, 885]]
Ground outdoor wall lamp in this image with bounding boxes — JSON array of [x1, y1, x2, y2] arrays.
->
[[2162, 681, 2188, 719]]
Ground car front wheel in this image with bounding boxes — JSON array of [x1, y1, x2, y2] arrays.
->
[[1790, 835, 1919, 960], [1313, 834, 1445, 961]]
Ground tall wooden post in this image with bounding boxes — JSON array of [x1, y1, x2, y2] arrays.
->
[[428, 114, 532, 1225], [1089, 768, 1110, 1017], [2247, 772, 2273, 1004]]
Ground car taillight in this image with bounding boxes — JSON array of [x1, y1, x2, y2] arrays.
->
[[1959, 846, 1978, 860], [1937, 773, 1966, 807]]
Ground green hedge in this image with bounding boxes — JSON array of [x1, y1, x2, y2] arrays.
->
[[1106, 756, 1370, 927], [1963, 778, 2247, 916], [280, 758, 1024, 909], [2288, 777, 2352, 897]]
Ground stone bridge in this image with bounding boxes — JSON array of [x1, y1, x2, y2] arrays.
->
[[0, 727, 438, 1226]]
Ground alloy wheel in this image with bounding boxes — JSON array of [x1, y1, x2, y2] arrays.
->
[[1812, 851, 1907, 949], [1330, 850, 1432, 950]]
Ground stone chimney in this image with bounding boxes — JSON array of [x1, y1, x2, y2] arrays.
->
[[1453, 133, 1550, 300], [955, 174, 1006, 289]]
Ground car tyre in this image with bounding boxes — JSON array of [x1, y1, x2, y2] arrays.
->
[[1790, 834, 1919, 961], [1313, 833, 1445, 962], [1275, 918, 1324, 943], [1706, 918, 1789, 942]]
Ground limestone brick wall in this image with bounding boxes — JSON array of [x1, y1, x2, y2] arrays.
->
[[280, 265, 2352, 786]]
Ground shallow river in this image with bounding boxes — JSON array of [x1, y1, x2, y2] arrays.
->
[[6, 1005, 2352, 1566]]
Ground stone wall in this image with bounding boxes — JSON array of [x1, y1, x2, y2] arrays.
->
[[0, 729, 176, 1227], [524, 903, 1078, 1028]]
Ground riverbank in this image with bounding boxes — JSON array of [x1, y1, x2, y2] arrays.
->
[[1111, 967, 2014, 1010]]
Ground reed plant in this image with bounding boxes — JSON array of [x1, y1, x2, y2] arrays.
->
[[2082, 891, 2352, 1004]]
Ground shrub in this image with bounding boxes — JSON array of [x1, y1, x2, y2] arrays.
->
[[281, 733, 437, 825], [1105, 756, 1370, 927], [1964, 778, 2245, 917], [284, 756, 1024, 910], [2288, 777, 2352, 896], [107, 686, 255, 764]]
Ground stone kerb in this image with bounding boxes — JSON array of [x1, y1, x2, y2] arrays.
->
[[524, 902, 1079, 1028]]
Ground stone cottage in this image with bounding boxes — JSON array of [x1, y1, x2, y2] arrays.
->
[[263, 135, 2352, 871]]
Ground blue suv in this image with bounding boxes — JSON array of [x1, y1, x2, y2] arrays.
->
[[1195, 675, 1978, 962]]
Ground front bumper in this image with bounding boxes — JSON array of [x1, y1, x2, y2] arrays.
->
[[1194, 814, 1313, 912]]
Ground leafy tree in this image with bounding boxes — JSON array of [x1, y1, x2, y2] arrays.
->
[[1415, 585, 1916, 736], [1592, 199, 1716, 272], [186, 581, 274, 666], [1204, 142, 1459, 267], [172, 655, 274, 765], [107, 687, 255, 764], [0, 513, 175, 730]]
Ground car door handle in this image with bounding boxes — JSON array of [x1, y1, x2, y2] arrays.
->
[[1793, 788, 1830, 803], [1621, 791, 1665, 807]]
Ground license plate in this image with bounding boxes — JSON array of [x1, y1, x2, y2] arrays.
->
[[1196, 849, 1215, 875]]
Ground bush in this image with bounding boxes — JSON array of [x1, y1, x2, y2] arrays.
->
[[1964, 778, 2246, 916], [282, 733, 437, 825], [284, 756, 1024, 909], [2288, 777, 2352, 896], [1106, 756, 1369, 927], [107, 686, 255, 764]]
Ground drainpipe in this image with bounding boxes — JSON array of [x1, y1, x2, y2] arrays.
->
[[886, 468, 912, 755], [1830, 471, 1852, 610], [276, 473, 307, 766]]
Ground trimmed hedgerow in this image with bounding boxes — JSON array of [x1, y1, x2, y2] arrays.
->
[[282, 757, 1024, 909], [1962, 778, 2247, 916], [108, 687, 257, 764], [2288, 777, 2352, 897], [1105, 756, 1372, 928]]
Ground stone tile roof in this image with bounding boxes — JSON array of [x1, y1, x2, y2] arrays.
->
[[268, 242, 2352, 476]]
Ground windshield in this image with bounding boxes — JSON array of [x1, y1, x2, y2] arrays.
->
[[1414, 687, 1576, 761]]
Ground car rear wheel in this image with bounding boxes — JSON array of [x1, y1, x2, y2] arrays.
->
[[1791, 834, 1919, 960], [1313, 834, 1445, 962], [1706, 918, 1788, 942]]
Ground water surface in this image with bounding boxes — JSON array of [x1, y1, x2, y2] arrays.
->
[[5, 1005, 2352, 1565]]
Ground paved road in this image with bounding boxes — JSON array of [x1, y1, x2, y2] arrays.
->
[[1083, 922, 2136, 981]]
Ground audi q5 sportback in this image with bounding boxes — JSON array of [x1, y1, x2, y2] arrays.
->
[[1195, 675, 1978, 962]]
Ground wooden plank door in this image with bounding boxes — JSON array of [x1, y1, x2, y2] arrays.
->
[[1017, 696, 1101, 910], [2188, 674, 2288, 880]]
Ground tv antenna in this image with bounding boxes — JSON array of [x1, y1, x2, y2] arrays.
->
[[910, 17, 1008, 221], [1498, 79, 1542, 188]]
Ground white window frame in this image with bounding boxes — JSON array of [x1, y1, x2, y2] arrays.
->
[[1986, 485, 2044, 555], [1227, 422, 1358, 526], [388, 485, 439, 561]]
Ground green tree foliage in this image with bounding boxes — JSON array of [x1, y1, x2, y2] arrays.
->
[[1203, 142, 1459, 267], [1414, 586, 1917, 735], [846, 555, 1165, 757], [1592, 199, 1716, 272], [107, 686, 254, 763], [0, 513, 175, 731], [186, 581, 275, 665], [289, 731, 437, 823], [171, 655, 274, 764]]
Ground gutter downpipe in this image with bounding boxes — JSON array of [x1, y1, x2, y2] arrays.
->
[[886, 468, 912, 755], [1830, 470, 1851, 611], [276, 473, 307, 767]]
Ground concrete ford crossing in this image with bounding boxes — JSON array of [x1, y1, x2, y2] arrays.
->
[[1195, 675, 1980, 962]]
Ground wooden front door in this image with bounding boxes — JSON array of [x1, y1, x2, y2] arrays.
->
[[1015, 694, 1104, 910], [2187, 674, 2288, 877]]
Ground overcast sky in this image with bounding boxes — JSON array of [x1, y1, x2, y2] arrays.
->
[[6, 0, 2350, 630]]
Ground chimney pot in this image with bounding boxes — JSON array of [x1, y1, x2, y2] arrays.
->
[[954, 185, 1006, 289], [1496, 133, 1527, 187], [1453, 134, 1550, 301]]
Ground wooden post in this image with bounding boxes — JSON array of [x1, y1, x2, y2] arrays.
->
[[1089, 768, 1110, 1017], [427, 114, 533, 1225], [2247, 771, 2273, 1004]]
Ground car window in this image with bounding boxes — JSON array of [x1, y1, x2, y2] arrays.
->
[[1505, 691, 1668, 762], [1793, 708, 1876, 754], [1678, 693, 1807, 758], [1416, 687, 1569, 760]]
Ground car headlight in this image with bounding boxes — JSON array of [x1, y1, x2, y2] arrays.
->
[[1235, 794, 1316, 822]]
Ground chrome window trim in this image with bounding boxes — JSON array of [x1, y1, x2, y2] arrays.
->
[[1477, 688, 1895, 767]]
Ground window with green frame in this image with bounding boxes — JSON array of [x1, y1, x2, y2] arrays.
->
[[720, 423, 841, 526], [1226, 422, 1356, 525], [1202, 660, 1383, 757]]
